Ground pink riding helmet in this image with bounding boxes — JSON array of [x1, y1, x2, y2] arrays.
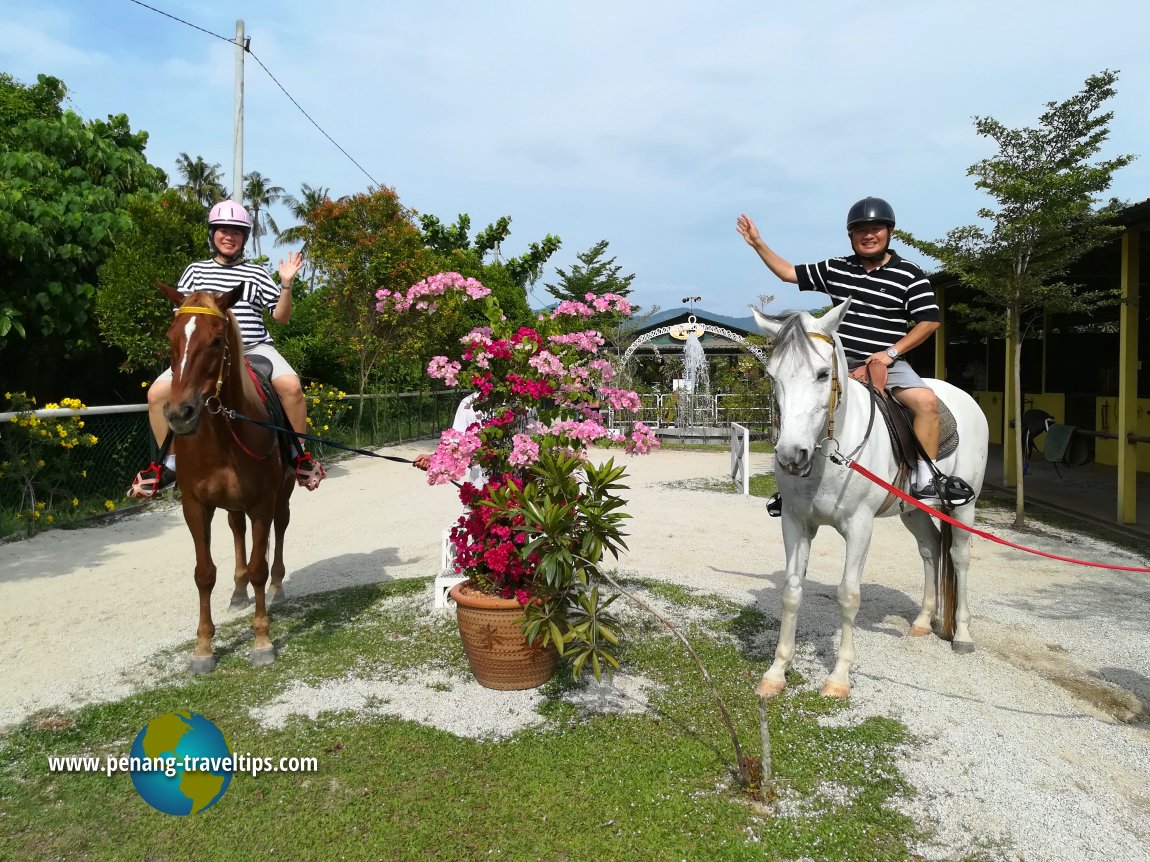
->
[[207, 200, 251, 259]]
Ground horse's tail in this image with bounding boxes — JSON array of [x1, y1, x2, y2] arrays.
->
[[935, 523, 958, 641]]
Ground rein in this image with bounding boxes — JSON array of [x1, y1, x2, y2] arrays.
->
[[826, 449, 1150, 573], [176, 303, 276, 461]]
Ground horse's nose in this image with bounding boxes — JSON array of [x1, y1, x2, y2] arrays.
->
[[776, 443, 812, 477], [164, 401, 201, 435]]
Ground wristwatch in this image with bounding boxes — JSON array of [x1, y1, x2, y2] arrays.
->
[[885, 347, 899, 360]]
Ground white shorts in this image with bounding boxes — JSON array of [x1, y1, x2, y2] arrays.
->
[[154, 341, 298, 383]]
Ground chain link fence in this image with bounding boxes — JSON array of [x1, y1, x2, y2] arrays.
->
[[0, 390, 461, 539]]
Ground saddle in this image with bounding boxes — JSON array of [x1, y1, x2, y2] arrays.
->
[[244, 356, 296, 464], [849, 364, 962, 512]]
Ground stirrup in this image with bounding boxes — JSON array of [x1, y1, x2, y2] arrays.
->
[[294, 452, 326, 491], [766, 492, 782, 518], [128, 463, 176, 499]]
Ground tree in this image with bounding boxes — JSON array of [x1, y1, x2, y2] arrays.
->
[[96, 191, 207, 374], [901, 70, 1134, 527], [0, 73, 167, 395], [277, 183, 331, 287], [545, 239, 635, 304], [174, 152, 227, 207], [242, 170, 284, 257], [297, 187, 434, 438], [418, 213, 561, 330]]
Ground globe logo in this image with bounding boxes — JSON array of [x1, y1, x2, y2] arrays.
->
[[129, 712, 233, 815]]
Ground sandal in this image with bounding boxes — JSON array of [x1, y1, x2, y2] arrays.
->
[[294, 452, 326, 491], [128, 463, 176, 499]]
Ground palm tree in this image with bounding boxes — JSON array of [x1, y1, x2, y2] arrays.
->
[[174, 153, 227, 208], [242, 171, 285, 258], [277, 184, 331, 287], [277, 183, 331, 246]]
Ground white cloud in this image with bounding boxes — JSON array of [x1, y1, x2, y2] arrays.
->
[[3, 0, 1149, 318]]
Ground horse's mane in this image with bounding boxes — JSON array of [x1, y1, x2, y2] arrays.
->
[[764, 311, 825, 369]]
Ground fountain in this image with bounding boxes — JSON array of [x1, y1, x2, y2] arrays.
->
[[655, 322, 727, 446]]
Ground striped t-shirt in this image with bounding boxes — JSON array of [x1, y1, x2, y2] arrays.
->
[[795, 251, 939, 361], [176, 259, 283, 348]]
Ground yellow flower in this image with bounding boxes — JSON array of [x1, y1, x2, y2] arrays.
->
[[323, 425, 329, 431], [104, 500, 116, 512], [72, 498, 79, 507], [33, 511, 40, 520], [35, 502, 45, 511], [46, 514, 55, 523], [141, 381, 148, 388], [81, 470, 87, 478], [36, 459, 45, 468]]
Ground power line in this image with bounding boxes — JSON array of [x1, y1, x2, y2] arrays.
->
[[125, 0, 234, 44], [245, 51, 379, 187], [124, 0, 379, 187]]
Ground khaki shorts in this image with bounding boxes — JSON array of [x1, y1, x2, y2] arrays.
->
[[154, 341, 298, 383]]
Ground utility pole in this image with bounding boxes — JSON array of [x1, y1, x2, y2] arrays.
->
[[233, 19, 247, 205]]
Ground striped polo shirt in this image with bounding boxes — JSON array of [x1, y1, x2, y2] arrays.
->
[[795, 250, 939, 361], [176, 259, 283, 348]]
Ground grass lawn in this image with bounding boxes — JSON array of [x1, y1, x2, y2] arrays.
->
[[0, 576, 927, 862]]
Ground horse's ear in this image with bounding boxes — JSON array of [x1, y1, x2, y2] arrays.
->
[[157, 281, 183, 308], [750, 307, 782, 338], [223, 283, 245, 309], [812, 297, 852, 336]]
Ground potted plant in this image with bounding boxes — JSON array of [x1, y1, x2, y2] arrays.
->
[[377, 273, 658, 688]]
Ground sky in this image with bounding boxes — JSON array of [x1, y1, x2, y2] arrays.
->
[[3, 0, 1150, 319]]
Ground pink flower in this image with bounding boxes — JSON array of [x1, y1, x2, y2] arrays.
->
[[509, 434, 540, 467]]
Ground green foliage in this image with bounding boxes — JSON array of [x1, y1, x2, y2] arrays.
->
[[296, 188, 433, 437], [545, 238, 636, 303], [302, 381, 351, 434], [497, 453, 631, 678], [95, 190, 207, 374], [0, 392, 100, 534], [0, 73, 166, 366], [900, 70, 1133, 340]]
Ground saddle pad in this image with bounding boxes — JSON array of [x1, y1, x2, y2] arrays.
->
[[876, 393, 959, 465], [936, 399, 958, 460]]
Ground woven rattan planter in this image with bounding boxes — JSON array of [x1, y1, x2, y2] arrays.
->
[[450, 582, 559, 690]]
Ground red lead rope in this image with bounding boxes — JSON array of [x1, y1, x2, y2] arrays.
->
[[843, 457, 1150, 573]]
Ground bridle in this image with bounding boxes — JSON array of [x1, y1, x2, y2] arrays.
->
[[174, 303, 276, 461], [805, 331, 879, 465]]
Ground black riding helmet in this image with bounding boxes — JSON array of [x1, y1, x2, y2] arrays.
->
[[846, 197, 896, 230]]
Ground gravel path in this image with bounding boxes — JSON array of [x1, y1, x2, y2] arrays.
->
[[2, 446, 1148, 861]]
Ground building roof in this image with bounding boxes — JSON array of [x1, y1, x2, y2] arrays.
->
[[623, 307, 759, 338]]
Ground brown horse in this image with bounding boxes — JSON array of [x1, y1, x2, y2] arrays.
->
[[159, 282, 294, 673]]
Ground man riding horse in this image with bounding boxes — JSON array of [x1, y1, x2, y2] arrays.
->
[[737, 197, 968, 507]]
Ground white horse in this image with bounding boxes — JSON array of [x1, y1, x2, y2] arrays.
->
[[751, 301, 988, 698]]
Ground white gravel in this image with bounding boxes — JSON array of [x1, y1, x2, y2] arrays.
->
[[2, 446, 1148, 861]]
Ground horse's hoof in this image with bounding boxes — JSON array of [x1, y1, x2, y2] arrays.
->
[[229, 596, 251, 610], [188, 655, 216, 674], [909, 625, 932, 637], [267, 590, 285, 606], [250, 646, 276, 667], [755, 677, 785, 699], [820, 681, 850, 699], [952, 640, 976, 654]]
